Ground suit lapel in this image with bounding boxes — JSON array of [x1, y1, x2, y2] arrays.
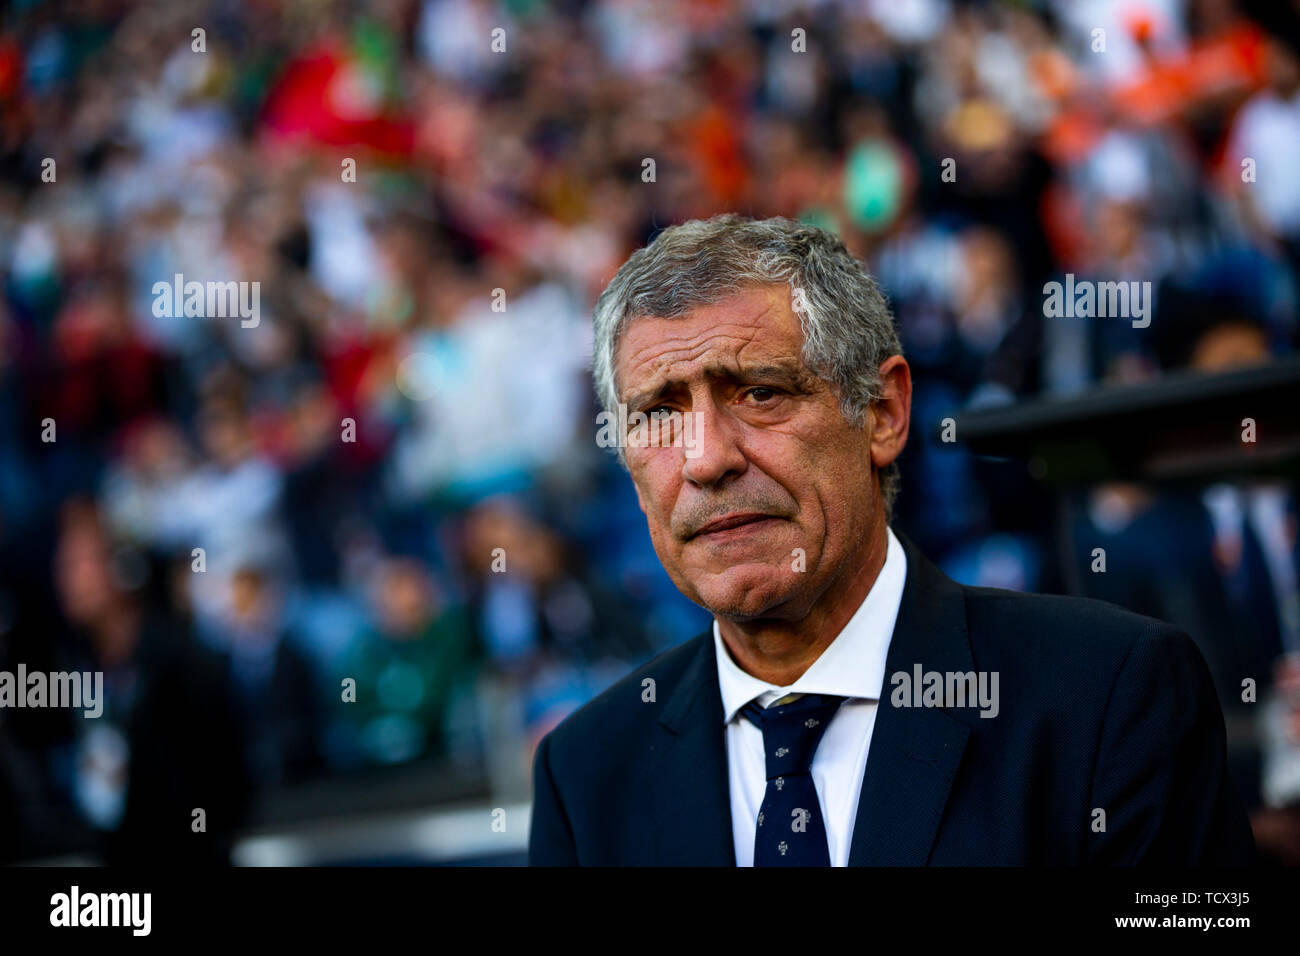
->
[[649, 634, 737, 865], [848, 531, 972, 865]]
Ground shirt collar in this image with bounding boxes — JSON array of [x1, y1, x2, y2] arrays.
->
[[713, 526, 908, 725]]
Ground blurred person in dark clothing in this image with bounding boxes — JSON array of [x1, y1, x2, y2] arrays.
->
[[0, 495, 70, 862], [50, 500, 250, 865], [278, 381, 360, 589], [216, 564, 323, 789], [981, 197, 1165, 400], [462, 494, 654, 673], [887, 224, 1052, 575], [0, 712, 63, 862]]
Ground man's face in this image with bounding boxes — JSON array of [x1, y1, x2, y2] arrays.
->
[[614, 283, 907, 622]]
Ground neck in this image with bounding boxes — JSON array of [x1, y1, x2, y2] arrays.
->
[[717, 522, 890, 686]]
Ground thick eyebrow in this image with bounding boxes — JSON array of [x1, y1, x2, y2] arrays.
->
[[622, 362, 815, 411]]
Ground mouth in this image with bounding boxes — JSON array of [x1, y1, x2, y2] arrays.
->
[[693, 513, 780, 540]]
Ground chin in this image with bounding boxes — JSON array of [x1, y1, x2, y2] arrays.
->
[[690, 564, 803, 620]]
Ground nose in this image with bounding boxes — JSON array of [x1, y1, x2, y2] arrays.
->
[[680, 398, 748, 488]]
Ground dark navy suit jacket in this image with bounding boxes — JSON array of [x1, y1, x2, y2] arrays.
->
[[528, 532, 1256, 865]]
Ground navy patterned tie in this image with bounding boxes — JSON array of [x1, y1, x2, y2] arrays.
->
[[742, 693, 847, 866]]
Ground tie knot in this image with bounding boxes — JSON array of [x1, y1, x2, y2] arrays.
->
[[742, 693, 846, 778]]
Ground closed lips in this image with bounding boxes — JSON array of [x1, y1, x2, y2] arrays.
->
[[697, 513, 774, 535]]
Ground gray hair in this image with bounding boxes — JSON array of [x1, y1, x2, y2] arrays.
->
[[592, 213, 904, 518]]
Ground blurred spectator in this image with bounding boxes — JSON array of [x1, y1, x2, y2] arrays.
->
[[335, 555, 475, 767], [218, 564, 323, 788], [1225, 31, 1300, 275], [50, 501, 249, 865], [462, 493, 654, 671]]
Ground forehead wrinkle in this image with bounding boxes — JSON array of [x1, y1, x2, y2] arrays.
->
[[618, 324, 756, 402], [615, 287, 791, 399], [623, 339, 814, 410], [626, 359, 773, 406]]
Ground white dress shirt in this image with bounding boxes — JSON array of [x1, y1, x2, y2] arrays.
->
[[713, 526, 907, 866]]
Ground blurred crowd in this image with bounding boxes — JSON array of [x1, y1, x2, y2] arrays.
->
[[1, 0, 1299, 864]]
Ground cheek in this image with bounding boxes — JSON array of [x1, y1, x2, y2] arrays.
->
[[751, 430, 835, 506], [792, 442, 872, 532], [631, 455, 681, 528]]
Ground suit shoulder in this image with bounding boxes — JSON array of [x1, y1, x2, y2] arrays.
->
[[959, 583, 1185, 663], [541, 633, 708, 754]]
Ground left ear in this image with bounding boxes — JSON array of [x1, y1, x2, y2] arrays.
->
[[868, 355, 911, 471]]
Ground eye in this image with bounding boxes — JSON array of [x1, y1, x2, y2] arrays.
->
[[743, 386, 781, 404]]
